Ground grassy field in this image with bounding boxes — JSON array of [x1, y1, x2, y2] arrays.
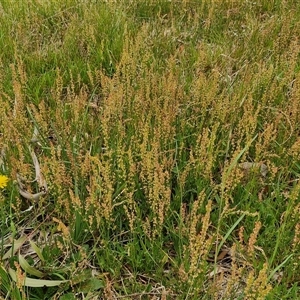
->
[[1, 0, 300, 299]]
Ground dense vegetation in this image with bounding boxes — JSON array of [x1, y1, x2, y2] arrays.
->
[[1, 1, 300, 299]]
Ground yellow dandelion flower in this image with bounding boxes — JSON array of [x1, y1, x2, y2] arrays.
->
[[0, 175, 8, 189]]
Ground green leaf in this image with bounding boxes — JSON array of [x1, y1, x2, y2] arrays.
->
[[2, 236, 27, 260], [216, 213, 246, 256], [79, 277, 104, 293], [29, 240, 45, 262], [9, 268, 68, 287], [0, 266, 11, 294], [59, 293, 76, 300], [268, 254, 293, 282], [222, 134, 258, 187], [18, 254, 44, 278]]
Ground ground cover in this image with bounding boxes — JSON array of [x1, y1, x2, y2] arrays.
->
[[1, 1, 300, 299]]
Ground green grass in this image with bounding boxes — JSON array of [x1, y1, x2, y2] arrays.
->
[[1, 0, 300, 299]]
